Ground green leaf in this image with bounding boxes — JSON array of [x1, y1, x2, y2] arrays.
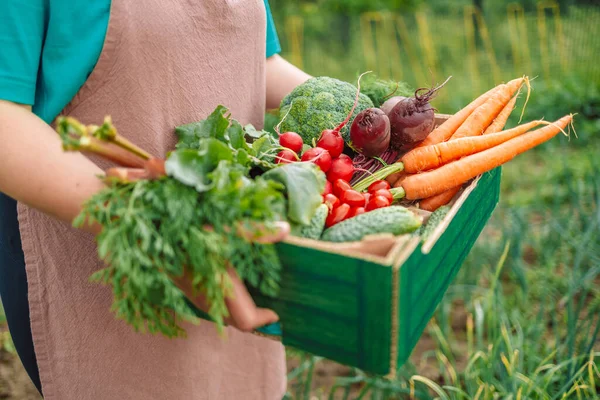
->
[[226, 120, 250, 152], [174, 105, 231, 150], [165, 139, 233, 192], [244, 124, 269, 139], [262, 162, 326, 225], [252, 135, 278, 161]]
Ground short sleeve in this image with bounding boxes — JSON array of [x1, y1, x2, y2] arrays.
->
[[264, 0, 281, 58], [0, 0, 46, 105]]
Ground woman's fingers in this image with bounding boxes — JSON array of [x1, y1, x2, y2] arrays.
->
[[224, 267, 279, 332]]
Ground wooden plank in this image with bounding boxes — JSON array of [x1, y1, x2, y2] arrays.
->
[[396, 167, 501, 368], [357, 261, 393, 375]]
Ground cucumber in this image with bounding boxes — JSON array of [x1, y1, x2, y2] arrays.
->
[[321, 206, 422, 243], [291, 203, 328, 240], [417, 205, 451, 241]]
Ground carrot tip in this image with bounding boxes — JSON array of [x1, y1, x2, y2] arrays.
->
[[518, 76, 531, 124]]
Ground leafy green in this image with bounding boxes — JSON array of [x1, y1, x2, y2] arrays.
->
[[263, 162, 326, 225], [72, 105, 325, 337]]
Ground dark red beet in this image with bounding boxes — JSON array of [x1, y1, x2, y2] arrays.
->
[[350, 108, 391, 157], [388, 76, 451, 151], [381, 96, 407, 117]]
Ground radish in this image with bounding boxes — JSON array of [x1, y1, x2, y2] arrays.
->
[[316, 130, 344, 158], [314, 72, 371, 158], [279, 132, 304, 154], [349, 108, 390, 157], [327, 156, 355, 183], [301, 147, 332, 172], [275, 149, 298, 164]]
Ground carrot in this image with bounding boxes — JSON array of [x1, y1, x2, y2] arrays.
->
[[401, 119, 548, 173], [385, 170, 406, 186], [399, 114, 573, 200], [419, 187, 461, 211], [450, 78, 527, 140], [483, 93, 518, 134], [416, 86, 499, 148]]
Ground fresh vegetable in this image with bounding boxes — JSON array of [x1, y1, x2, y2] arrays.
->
[[340, 189, 366, 208], [321, 206, 422, 243], [381, 96, 407, 117], [292, 203, 329, 240], [301, 147, 332, 172], [325, 203, 351, 228], [352, 163, 404, 192], [371, 189, 393, 203], [327, 155, 355, 183], [275, 149, 298, 164], [350, 149, 399, 184], [367, 180, 391, 193], [387, 77, 451, 150], [418, 205, 451, 241], [323, 193, 340, 210], [323, 180, 332, 196], [419, 187, 461, 212], [483, 94, 519, 135], [348, 207, 366, 218], [359, 73, 413, 108], [450, 77, 528, 140], [279, 131, 304, 153], [55, 106, 326, 336], [332, 179, 352, 198], [366, 195, 391, 211], [398, 114, 573, 200], [278, 76, 374, 144], [349, 108, 391, 157], [316, 130, 345, 158], [400, 119, 550, 173]]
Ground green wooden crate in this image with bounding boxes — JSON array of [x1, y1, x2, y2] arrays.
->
[[249, 165, 501, 376]]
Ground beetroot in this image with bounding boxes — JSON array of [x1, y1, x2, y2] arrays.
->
[[380, 96, 407, 116], [387, 76, 451, 150], [349, 108, 391, 157]]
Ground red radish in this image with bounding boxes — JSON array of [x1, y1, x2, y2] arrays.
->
[[368, 180, 391, 193], [333, 179, 352, 198], [340, 189, 366, 208], [316, 130, 345, 158], [275, 149, 297, 164], [323, 180, 333, 196], [366, 195, 390, 211], [372, 189, 393, 203], [279, 132, 304, 153], [349, 207, 366, 218], [323, 193, 340, 210], [301, 147, 332, 172], [327, 157, 355, 183], [349, 108, 391, 157], [363, 192, 371, 204], [325, 203, 351, 228]]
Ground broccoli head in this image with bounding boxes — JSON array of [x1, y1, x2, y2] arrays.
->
[[278, 77, 374, 145]]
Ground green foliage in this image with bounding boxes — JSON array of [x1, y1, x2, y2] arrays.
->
[[359, 73, 414, 108], [278, 76, 374, 144], [73, 106, 325, 338]]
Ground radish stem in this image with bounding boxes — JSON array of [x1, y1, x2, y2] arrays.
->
[[352, 163, 404, 192]]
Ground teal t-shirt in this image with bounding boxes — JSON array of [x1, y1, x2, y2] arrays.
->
[[0, 0, 282, 124]]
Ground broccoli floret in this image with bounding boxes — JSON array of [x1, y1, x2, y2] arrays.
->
[[278, 77, 374, 144]]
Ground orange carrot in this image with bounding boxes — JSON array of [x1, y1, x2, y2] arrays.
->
[[416, 86, 499, 148], [399, 114, 572, 200], [401, 119, 547, 173], [419, 187, 461, 211], [385, 170, 406, 186], [484, 93, 518, 134], [450, 78, 526, 140]]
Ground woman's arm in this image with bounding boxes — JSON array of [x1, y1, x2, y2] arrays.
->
[[265, 55, 312, 109], [0, 100, 105, 235]]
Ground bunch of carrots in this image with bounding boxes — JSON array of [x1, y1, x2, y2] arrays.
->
[[383, 76, 574, 211]]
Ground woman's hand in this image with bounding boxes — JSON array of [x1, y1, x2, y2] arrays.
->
[[265, 55, 312, 110], [171, 221, 290, 333]]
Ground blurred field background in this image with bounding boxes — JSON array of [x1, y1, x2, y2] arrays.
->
[[1, 0, 599, 399]]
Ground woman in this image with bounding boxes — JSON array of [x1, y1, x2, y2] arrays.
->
[[0, 0, 312, 398]]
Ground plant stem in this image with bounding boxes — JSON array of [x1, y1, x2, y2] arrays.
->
[[390, 187, 406, 200], [78, 136, 148, 168], [92, 117, 153, 160], [352, 163, 404, 192]]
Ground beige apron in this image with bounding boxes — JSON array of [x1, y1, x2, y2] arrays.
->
[[17, 0, 286, 399]]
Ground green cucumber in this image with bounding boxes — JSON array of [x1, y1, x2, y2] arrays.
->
[[321, 206, 422, 243], [417, 205, 451, 241], [291, 203, 329, 240]]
